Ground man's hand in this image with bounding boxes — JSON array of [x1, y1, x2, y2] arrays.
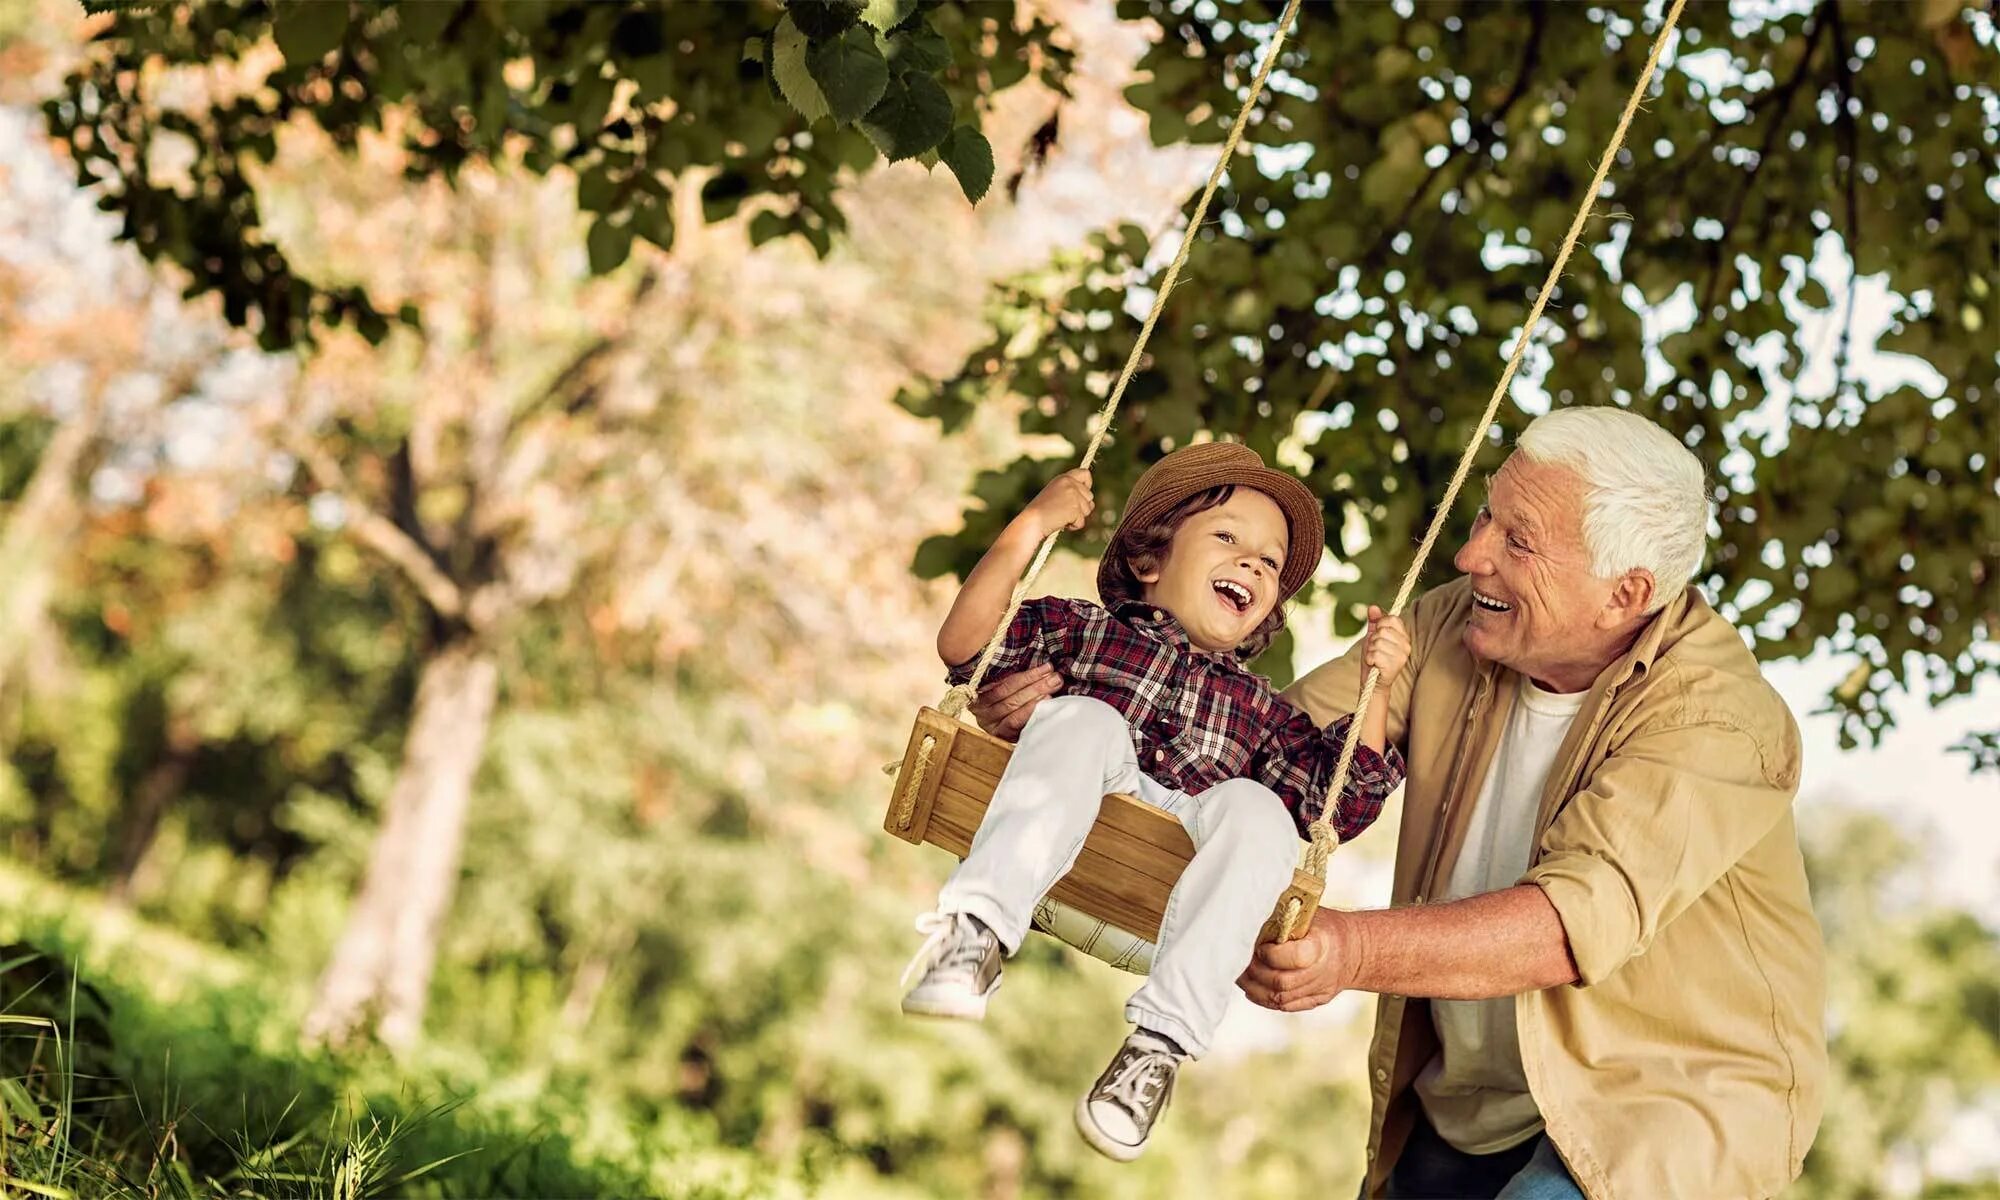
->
[[966, 663, 1063, 741], [1238, 908, 1357, 1012]]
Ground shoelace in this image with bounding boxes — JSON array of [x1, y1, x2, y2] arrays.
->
[[900, 911, 989, 989], [1099, 1043, 1176, 1121]]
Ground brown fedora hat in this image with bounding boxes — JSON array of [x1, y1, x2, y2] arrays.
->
[[1097, 442, 1325, 604]]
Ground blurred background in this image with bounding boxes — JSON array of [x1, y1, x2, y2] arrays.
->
[[0, 1, 1993, 1197]]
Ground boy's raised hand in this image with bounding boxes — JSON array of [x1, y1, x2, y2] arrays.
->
[[1020, 468, 1094, 537], [1363, 605, 1411, 683]]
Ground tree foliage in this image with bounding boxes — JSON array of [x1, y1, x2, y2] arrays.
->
[[51, 2, 1996, 751], [46, 0, 1068, 349], [908, 0, 1999, 754]]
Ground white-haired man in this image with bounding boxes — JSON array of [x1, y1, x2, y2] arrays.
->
[[969, 408, 1827, 1199]]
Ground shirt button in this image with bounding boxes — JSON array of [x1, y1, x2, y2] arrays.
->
[[1151, 608, 1163, 621], [1366, 1148, 1377, 1162], [1153, 748, 1167, 763], [1374, 1067, 1388, 1083], [1413, 894, 1425, 905]]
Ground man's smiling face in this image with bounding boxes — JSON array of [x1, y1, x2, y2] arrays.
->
[[1452, 453, 1632, 691]]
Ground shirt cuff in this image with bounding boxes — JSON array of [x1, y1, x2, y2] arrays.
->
[[1524, 852, 1642, 988]]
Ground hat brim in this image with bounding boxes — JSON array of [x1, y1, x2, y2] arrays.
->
[[1096, 449, 1324, 605]]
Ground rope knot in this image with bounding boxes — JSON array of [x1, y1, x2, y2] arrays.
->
[[1305, 821, 1340, 878], [937, 684, 977, 719]]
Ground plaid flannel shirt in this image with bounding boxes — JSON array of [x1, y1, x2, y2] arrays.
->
[[947, 597, 1402, 842]]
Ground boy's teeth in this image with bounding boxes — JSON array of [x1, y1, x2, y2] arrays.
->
[[1213, 580, 1251, 611]]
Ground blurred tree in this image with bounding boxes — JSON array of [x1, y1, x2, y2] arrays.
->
[[1797, 806, 2000, 1199], [275, 173, 693, 1048]]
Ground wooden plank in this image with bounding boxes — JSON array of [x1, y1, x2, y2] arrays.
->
[[1095, 793, 1197, 858], [894, 705, 1320, 949], [927, 783, 984, 858], [950, 723, 1016, 781], [1048, 845, 1171, 941], [932, 763, 1194, 889], [883, 710, 958, 845]]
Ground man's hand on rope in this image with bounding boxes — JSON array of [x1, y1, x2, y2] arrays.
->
[[967, 664, 1064, 741], [1238, 908, 1356, 1012]]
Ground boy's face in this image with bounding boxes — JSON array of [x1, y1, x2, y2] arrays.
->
[[1137, 488, 1291, 654]]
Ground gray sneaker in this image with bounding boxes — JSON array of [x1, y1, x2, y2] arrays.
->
[[1075, 1031, 1184, 1161], [900, 911, 1004, 1021]]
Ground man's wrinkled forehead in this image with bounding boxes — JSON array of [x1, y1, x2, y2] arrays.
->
[[1488, 455, 1583, 542]]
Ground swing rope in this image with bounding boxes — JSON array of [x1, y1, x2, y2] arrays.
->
[[894, 0, 1691, 934], [1276, 0, 1688, 938], [889, 0, 1307, 827]]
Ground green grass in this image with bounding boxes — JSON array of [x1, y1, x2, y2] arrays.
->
[[0, 867, 788, 1199]]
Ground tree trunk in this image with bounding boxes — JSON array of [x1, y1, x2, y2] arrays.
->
[[0, 416, 93, 701], [301, 640, 499, 1049], [106, 718, 199, 904]]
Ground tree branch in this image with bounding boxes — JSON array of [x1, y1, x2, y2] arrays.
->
[[1699, 1, 1832, 318], [290, 437, 469, 623], [1826, 0, 1862, 399], [1361, 0, 1548, 271]]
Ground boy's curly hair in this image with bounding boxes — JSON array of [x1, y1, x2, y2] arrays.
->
[[1099, 484, 1288, 660]]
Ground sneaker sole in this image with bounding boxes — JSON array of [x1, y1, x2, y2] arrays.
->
[[899, 981, 997, 1022], [1073, 1093, 1146, 1163]]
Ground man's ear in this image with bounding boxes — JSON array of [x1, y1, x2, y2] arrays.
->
[[1602, 568, 1656, 626]]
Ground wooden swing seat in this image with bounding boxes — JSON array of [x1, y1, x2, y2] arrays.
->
[[884, 707, 1321, 948]]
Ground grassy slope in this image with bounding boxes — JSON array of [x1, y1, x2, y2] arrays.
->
[[0, 863, 794, 1199]]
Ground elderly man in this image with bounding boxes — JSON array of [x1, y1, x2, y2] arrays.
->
[[969, 408, 1826, 1199]]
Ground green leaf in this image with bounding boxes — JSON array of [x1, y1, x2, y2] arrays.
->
[[912, 533, 967, 580], [742, 37, 765, 64], [859, 71, 953, 162], [701, 171, 753, 222], [633, 196, 674, 252], [859, 0, 917, 32], [807, 26, 890, 127], [626, 53, 673, 98], [393, 1, 458, 43], [577, 167, 619, 213], [273, 1, 350, 67], [786, 0, 865, 40], [937, 125, 993, 203], [771, 14, 832, 125], [586, 216, 633, 274], [882, 23, 951, 73], [749, 211, 790, 246]]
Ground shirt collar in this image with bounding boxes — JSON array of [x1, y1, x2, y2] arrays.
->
[[1111, 600, 1251, 671]]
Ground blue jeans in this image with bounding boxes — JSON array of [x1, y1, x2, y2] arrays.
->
[[1379, 1110, 1584, 1200]]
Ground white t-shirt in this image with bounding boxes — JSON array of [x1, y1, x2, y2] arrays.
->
[[1413, 674, 1587, 1154]]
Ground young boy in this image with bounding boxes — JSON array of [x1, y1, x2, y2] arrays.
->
[[901, 441, 1411, 1161]]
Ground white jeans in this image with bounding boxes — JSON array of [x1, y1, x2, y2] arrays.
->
[[936, 695, 1299, 1058]]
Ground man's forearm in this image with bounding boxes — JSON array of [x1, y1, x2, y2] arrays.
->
[[1339, 884, 1580, 999]]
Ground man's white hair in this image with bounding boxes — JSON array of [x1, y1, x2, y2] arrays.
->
[[1515, 407, 1709, 612]]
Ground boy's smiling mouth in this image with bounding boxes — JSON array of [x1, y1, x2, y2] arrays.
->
[[1212, 579, 1255, 614]]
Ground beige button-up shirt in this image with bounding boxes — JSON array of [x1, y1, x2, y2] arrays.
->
[[1283, 579, 1827, 1200]]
